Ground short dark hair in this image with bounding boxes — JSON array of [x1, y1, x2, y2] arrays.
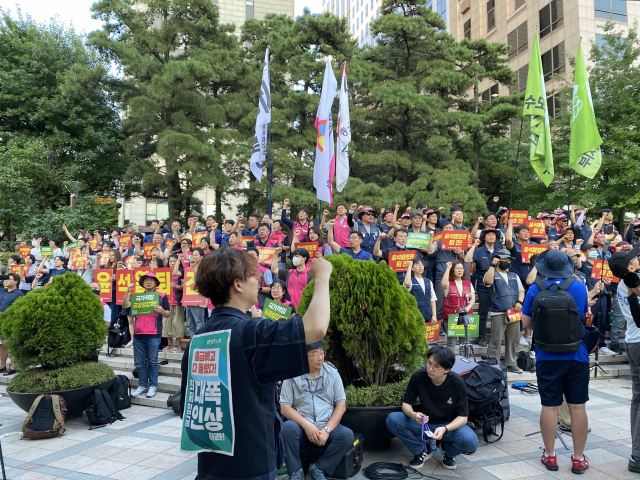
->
[[292, 248, 310, 264], [298, 206, 309, 215], [133, 232, 145, 241], [246, 247, 259, 256], [50, 237, 60, 247], [195, 249, 258, 307], [249, 213, 260, 221], [258, 223, 270, 230], [9, 255, 21, 264], [32, 234, 42, 240], [336, 203, 346, 209], [271, 279, 287, 293], [8, 273, 20, 283], [181, 238, 193, 246], [441, 221, 453, 228], [394, 228, 409, 238], [207, 215, 217, 221], [225, 219, 235, 226], [199, 236, 211, 246], [149, 219, 159, 225], [427, 345, 455, 370], [273, 219, 283, 228], [417, 202, 428, 210], [192, 247, 205, 257], [349, 231, 363, 240], [188, 214, 199, 219], [306, 340, 324, 352], [25, 254, 36, 264]]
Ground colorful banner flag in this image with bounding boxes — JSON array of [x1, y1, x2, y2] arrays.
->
[[590, 259, 619, 283], [313, 61, 337, 207], [336, 62, 351, 192], [250, 47, 271, 182], [40, 246, 53, 256], [506, 308, 523, 323], [9, 265, 20, 274], [119, 235, 132, 249], [70, 255, 88, 270], [387, 250, 416, 272], [257, 247, 276, 264], [508, 210, 528, 225], [94, 269, 113, 303], [192, 231, 207, 247], [143, 243, 159, 260], [569, 42, 603, 179], [296, 242, 319, 260], [115, 270, 132, 305], [447, 314, 480, 337], [406, 233, 430, 249], [524, 27, 554, 187]]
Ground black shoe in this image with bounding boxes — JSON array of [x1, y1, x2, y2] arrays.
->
[[610, 343, 622, 354], [629, 457, 640, 473], [409, 451, 432, 468], [442, 454, 456, 470], [478, 339, 487, 347]]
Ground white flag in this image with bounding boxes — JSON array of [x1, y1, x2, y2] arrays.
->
[[313, 61, 337, 206], [336, 62, 351, 192], [250, 47, 271, 182]]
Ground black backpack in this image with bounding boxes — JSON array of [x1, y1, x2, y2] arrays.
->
[[532, 278, 582, 353], [517, 350, 536, 372], [107, 318, 130, 357], [85, 389, 124, 428], [167, 390, 181, 415], [109, 375, 132, 411], [464, 362, 506, 443], [21, 394, 67, 440]]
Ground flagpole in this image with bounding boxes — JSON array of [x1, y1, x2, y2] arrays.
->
[[268, 123, 273, 219], [319, 200, 322, 220], [568, 173, 572, 212], [507, 117, 525, 225]]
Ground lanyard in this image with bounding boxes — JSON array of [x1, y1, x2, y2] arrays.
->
[[421, 417, 433, 453], [306, 377, 321, 423]]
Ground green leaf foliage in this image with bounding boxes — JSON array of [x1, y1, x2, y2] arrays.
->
[[297, 254, 427, 387], [344, 378, 409, 407], [0, 273, 107, 370], [7, 362, 114, 393]]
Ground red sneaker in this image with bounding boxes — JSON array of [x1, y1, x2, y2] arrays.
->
[[541, 451, 558, 471], [571, 454, 589, 474]]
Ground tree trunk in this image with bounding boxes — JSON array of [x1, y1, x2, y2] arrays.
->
[[473, 84, 480, 188], [215, 189, 223, 220], [167, 167, 182, 221]]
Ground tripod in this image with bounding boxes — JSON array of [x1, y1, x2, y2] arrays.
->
[[457, 309, 476, 361], [525, 426, 571, 451], [590, 341, 608, 378]]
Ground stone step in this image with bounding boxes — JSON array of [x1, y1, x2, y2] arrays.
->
[[101, 345, 185, 362], [506, 362, 630, 384], [99, 355, 182, 377], [113, 369, 181, 395], [130, 390, 172, 409]]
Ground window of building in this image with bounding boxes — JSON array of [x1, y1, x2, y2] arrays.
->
[[365, 4, 368, 14], [146, 199, 169, 224], [426, 0, 433, 9], [508, 21, 528, 58], [366, 23, 369, 35], [376, 8, 379, 18], [246, 0, 254, 19], [371, 0, 373, 8], [509, 64, 529, 94], [547, 94, 561, 118], [464, 19, 471, 40], [540, 0, 563, 39], [515, 0, 525, 9], [487, 0, 495, 31], [357, 17, 359, 28], [361, 11, 363, 22], [541, 42, 565, 81], [361, 31, 364, 44], [596, 33, 606, 46], [481, 83, 500, 103], [437, 0, 446, 24], [595, 0, 627, 21]]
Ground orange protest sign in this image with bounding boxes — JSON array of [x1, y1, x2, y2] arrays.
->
[[70, 256, 88, 270], [97, 253, 108, 267], [19, 246, 31, 258], [9, 265, 21, 274], [425, 321, 441, 343], [89, 238, 99, 251], [133, 267, 151, 293], [387, 250, 416, 272], [432, 232, 442, 242], [590, 259, 619, 283], [153, 267, 174, 305], [508, 210, 528, 225], [441, 231, 470, 250], [115, 270, 132, 305], [165, 237, 174, 251], [124, 256, 135, 269], [257, 247, 276, 264], [525, 219, 545, 239], [119, 235, 131, 249], [242, 236, 256, 245], [143, 243, 159, 259], [192, 231, 207, 246], [182, 267, 207, 307], [94, 269, 113, 302], [296, 242, 319, 260], [506, 308, 522, 323], [521, 244, 548, 264]]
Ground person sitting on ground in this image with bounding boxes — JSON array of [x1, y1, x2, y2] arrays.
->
[[280, 340, 354, 480], [386, 346, 478, 470]]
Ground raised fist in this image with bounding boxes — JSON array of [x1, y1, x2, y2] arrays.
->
[[379, 232, 387, 240], [350, 203, 357, 211], [323, 209, 330, 216], [477, 216, 484, 223], [328, 219, 336, 226], [283, 199, 290, 207], [493, 197, 499, 202]]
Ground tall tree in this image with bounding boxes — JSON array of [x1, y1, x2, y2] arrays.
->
[[90, 0, 242, 220]]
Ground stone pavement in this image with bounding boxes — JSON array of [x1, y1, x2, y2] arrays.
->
[[0, 378, 637, 480]]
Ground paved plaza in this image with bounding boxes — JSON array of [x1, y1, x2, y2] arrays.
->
[[0, 378, 636, 480]]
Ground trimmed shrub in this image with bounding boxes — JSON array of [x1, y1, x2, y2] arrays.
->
[[7, 362, 114, 393], [344, 379, 409, 408], [0, 273, 107, 370], [298, 254, 427, 387]]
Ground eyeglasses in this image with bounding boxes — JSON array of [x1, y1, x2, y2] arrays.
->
[[426, 361, 444, 371], [365, 212, 374, 216], [308, 352, 325, 359]]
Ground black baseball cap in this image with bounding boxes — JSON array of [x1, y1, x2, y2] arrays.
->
[[580, 243, 596, 252], [609, 246, 640, 278]]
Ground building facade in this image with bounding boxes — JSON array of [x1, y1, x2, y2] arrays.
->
[[121, 0, 294, 227]]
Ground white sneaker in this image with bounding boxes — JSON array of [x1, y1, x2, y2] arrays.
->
[[123, 340, 133, 348], [599, 347, 616, 356], [147, 386, 157, 398], [526, 337, 532, 345], [519, 336, 529, 346], [131, 386, 149, 397]]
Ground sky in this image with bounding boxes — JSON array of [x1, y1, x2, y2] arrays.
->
[[0, 0, 322, 33]]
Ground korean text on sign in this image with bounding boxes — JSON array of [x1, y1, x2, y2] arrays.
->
[[441, 232, 470, 251], [590, 260, 619, 283], [508, 211, 528, 226], [425, 321, 441, 343], [521, 244, 548, 264], [525, 219, 545, 239], [387, 250, 416, 272]]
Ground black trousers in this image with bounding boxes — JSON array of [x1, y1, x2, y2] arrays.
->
[[478, 291, 491, 342]]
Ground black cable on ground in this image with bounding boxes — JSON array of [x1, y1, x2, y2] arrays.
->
[[363, 462, 443, 480]]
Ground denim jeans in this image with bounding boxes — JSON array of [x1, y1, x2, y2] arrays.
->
[[610, 293, 626, 346], [185, 306, 205, 338], [133, 336, 161, 388], [386, 411, 478, 458]]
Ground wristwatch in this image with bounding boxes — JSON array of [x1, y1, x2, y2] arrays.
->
[[324, 426, 332, 434]]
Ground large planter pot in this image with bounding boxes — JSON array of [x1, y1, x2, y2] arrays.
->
[[7, 378, 114, 420], [341, 405, 402, 450]]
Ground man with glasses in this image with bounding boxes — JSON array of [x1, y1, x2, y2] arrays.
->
[[280, 340, 354, 480], [351, 206, 380, 255], [386, 346, 478, 470]]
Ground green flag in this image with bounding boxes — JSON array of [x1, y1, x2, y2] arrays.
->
[[523, 27, 554, 187], [569, 42, 603, 179]]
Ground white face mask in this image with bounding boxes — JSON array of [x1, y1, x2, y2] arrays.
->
[[32, 240, 38, 247], [292, 257, 302, 267]]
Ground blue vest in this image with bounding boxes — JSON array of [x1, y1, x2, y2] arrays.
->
[[355, 222, 380, 254], [490, 271, 520, 312], [512, 243, 533, 286], [410, 277, 433, 321], [435, 243, 460, 278], [546, 227, 558, 242], [473, 244, 502, 293]]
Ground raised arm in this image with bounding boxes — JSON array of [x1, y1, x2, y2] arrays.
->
[[320, 209, 330, 230], [291, 227, 302, 251], [373, 232, 386, 258], [280, 199, 294, 229], [301, 257, 333, 344], [403, 261, 413, 289], [62, 224, 76, 243], [464, 239, 479, 263], [484, 257, 498, 287], [427, 234, 437, 255], [525, 266, 538, 285], [441, 262, 452, 289], [326, 220, 341, 254], [470, 216, 483, 239], [505, 219, 514, 249], [272, 247, 282, 275]]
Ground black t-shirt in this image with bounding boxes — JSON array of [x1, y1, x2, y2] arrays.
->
[[403, 369, 469, 424]]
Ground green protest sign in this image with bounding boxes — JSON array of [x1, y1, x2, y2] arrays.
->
[[263, 299, 292, 321], [66, 241, 79, 251], [181, 330, 234, 455], [406, 232, 430, 249], [447, 314, 480, 338], [40, 246, 54, 256], [130, 292, 159, 316]]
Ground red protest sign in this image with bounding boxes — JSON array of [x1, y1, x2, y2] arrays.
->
[[441, 231, 470, 250], [590, 259, 619, 283], [432, 232, 442, 243], [192, 231, 207, 246], [97, 253, 109, 267], [506, 308, 522, 323], [89, 238, 100, 251], [9, 265, 21, 274], [133, 267, 151, 294], [425, 321, 441, 343], [182, 267, 207, 307], [165, 237, 174, 251], [521, 244, 548, 264], [242, 236, 256, 244], [387, 250, 416, 272], [525, 219, 545, 239], [154, 267, 174, 306], [257, 247, 276, 264], [115, 270, 132, 305], [296, 242, 319, 260], [143, 243, 159, 259], [119, 235, 131, 249], [70, 256, 88, 270], [508, 210, 528, 225], [19, 246, 31, 258], [94, 269, 113, 302]]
